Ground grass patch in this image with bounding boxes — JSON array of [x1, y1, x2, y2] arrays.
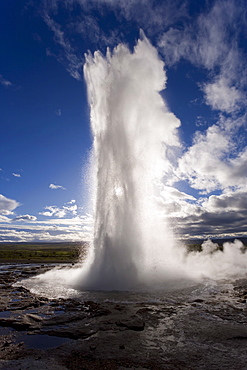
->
[[0, 242, 88, 263]]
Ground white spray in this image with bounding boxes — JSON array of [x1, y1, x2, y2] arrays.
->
[[80, 32, 186, 290]]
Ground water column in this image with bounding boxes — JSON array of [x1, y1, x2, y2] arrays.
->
[[83, 32, 181, 289]]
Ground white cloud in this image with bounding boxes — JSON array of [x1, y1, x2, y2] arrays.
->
[[40, 206, 67, 218], [230, 147, 247, 180], [49, 183, 66, 190], [177, 125, 229, 192], [176, 114, 247, 193], [12, 173, 21, 178], [157, 193, 202, 220], [3, 214, 92, 228], [0, 229, 35, 242], [154, 185, 247, 240], [0, 75, 13, 87], [159, 0, 243, 68], [33, 33, 42, 43], [0, 228, 90, 243], [95, 0, 187, 32], [158, 0, 246, 113], [203, 77, 243, 113], [46, 48, 54, 57], [63, 204, 77, 215], [55, 109, 62, 116], [160, 185, 196, 201], [0, 215, 11, 223], [12, 214, 37, 222], [0, 194, 20, 215], [202, 190, 247, 213], [0, 213, 93, 242], [40, 202, 78, 218], [43, 0, 187, 37], [67, 199, 76, 204], [42, 13, 82, 80]]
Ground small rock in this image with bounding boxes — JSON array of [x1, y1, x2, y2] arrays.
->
[[192, 298, 204, 303], [26, 314, 43, 322], [114, 305, 125, 311], [116, 315, 145, 331]]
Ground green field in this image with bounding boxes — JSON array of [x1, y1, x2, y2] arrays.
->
[[0, 242, 88, 263]]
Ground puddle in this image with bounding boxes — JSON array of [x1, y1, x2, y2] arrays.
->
[[0, 327, 14, 335], [16, 334, 72, 350], [0, 311, 12, 318], [11, 298, 21, 303], [53, 310, 65, 315], [24, 309, 52, 319]]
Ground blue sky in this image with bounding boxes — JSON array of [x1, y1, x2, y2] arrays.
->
[[0, 0, 247, 242]]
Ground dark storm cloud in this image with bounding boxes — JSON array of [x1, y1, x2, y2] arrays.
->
[[171, 208, 247, 239], [12, 214, 37, 222]]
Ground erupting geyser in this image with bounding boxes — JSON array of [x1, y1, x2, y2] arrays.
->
[[19, 33, 247, 297], [81, 32, 184, 289]]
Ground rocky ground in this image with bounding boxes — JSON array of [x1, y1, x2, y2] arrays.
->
[[0, 263, 246, 369]]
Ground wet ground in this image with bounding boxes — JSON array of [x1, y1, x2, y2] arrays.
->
[[0, 263, 246, 369]]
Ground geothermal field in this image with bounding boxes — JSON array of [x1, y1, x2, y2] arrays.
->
[[0, 36, 247, 369]]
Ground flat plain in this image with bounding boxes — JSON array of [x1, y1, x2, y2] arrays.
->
[[0, 242, 87, 263]]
